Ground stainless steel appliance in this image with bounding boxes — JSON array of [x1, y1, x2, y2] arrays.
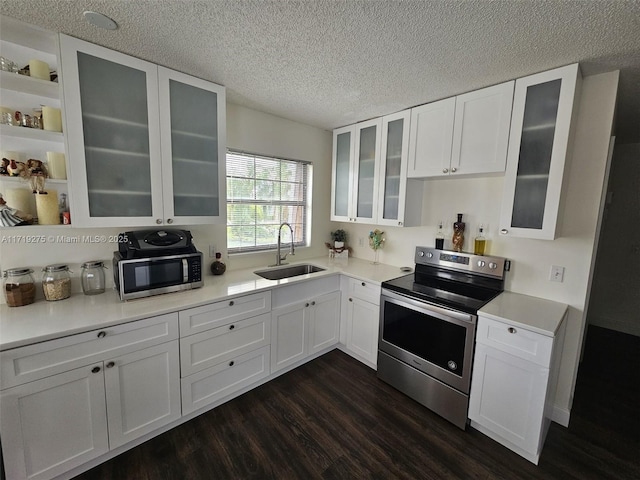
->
[[113, 229, 203, 301], [377, 247, 508, 429]]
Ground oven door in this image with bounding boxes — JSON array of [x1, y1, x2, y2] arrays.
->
[[379, 289, 476, 393]]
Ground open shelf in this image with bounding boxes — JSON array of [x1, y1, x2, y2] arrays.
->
[[0, 71, 59, 98], [0, 124, 63, 142]]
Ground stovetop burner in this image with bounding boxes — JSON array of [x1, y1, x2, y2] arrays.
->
[[381, 247, 508, 314]]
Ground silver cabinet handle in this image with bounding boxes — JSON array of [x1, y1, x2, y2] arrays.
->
[[106, 361, 115, 368], [97, 331, 106, 338], [156, 219, 162, 224], [500, 229, 508, 234], [442, 168, 449, 173], [508, 327, 517, 334], [451, 167, 457, 173]]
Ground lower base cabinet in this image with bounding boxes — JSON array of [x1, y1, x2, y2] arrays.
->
[[345, 296, 380, 366], [0, 340, 180, 480]]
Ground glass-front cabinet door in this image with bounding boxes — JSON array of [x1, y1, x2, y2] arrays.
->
[[377, 110, 410, 226], [330, 125, 355, 222], [158, 67, 226, 225], [60, 34, 163, 227], [353, 118, 381, 223], [500, 64, 581, 240]]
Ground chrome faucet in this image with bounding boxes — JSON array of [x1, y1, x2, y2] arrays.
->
[[271, 222, 295, 266]]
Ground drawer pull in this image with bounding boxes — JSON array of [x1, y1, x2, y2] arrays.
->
[[508, 327, 517, 334], [361, 282, 366, 287], [349, 298, 353, 302], [97, 331, 106, 338], [229, 300, 234, 306], [311, 301, 316, 306], [106, 361, 115, 368], [305, 303, 310, 307], [229, 324, 235, 330], [229, 361, 235, 367], [91, 366, 101, 374]]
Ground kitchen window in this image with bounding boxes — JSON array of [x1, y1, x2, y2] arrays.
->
[[226, 151, 311, 254]]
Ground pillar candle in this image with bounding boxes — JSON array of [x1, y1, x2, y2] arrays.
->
[[29, 59, 50, 81], [46, 152, 67, 179], [35, 190, 59, 225], [5, 188, 35, 216], [42, 106, 62, 132]]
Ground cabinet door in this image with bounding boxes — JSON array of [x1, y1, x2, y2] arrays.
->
[[271, 302, 307, 372], [308, 291, 341, 355], [346, 296, 380, 366], [158, 67, 226, 225], [59, 34, 163, 227], [377, 110, 411, 226], [451, 81, 514, 176], [469, 344, 549, 455], [353, 118, 382, 222], [0, 364, 108, 480], [330, 125, 355, 221], [104, 341, 181, 449], [407, 97, 455, 177], [499, 64, 580, 240]]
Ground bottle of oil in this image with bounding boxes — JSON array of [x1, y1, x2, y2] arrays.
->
[[474, 225, 486, 255]]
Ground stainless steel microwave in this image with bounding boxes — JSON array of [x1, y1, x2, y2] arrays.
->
[[113, 251, 203, 301]]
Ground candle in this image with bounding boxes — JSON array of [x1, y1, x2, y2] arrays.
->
[[35, 190, 59, 225], [29, 59, 50, 81], [5, 188, 35, 216], [46, 152, 67, 179], [42, 106, 62, 132]]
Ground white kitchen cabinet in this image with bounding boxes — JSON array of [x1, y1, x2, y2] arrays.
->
[[104, 341, 181, 449], [0, 17, 68, 224], [271, 290, 341, 373], [330, 119, 382, 223], [341, 277, 381, 368], [0, 313, 180, 480], [408, 81, 513, 178], [469, 312, 567, 465], [59, 34, 226, 227], [0, 364, 109, 480], [499, 64, 581, 240]]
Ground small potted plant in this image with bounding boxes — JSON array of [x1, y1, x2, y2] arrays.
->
[[330, 229, 347, 249]]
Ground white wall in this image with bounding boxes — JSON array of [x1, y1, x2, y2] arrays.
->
[[0, 103, 332, 301], [587, 143, 640, 336], [335, 71, 619, 416]]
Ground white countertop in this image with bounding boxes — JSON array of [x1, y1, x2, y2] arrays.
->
[[478, 291, 568, 337], [0, 256, 407, 351]]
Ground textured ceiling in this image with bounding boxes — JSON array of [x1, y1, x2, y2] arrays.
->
[[1, 0, 639, 143]]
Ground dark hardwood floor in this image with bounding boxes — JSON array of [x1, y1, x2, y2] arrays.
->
[[76, 326, 639, 479]]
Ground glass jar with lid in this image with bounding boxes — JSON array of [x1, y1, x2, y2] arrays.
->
[[81, 261, 106, 295], [42, 264, 72, 301], [3, 268, 36, 307]]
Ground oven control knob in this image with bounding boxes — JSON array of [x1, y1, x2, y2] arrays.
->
[[447, 360, 457, 371], [489, 262, 497, 269], [418, 251, 425, 257], [477, 260, 486, 267], [426, 252, 433, 259]]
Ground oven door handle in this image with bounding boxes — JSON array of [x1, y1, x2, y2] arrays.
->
[[381, 288, 476, 324]]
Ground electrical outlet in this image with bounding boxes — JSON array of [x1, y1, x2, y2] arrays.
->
[[209, 245, 216, 258], [358, 237, 364, 247], [549, 265, 565, 282]]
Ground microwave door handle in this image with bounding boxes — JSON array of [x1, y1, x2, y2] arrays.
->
[[182, 258, 189, 282]]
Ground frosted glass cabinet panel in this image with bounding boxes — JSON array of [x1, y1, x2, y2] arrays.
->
[[354, 120, 381, 222], [330, 125, 355, 222], [500, 64, 581, 240], [61, 35, 163, 227], [60, 35, 226, 227], [158, 67, 226, 224]]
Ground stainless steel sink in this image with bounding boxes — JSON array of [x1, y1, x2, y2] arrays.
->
[[254, 264, 325, 280]]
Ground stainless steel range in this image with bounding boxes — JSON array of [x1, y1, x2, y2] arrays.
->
[[377, 246, 509, 429]]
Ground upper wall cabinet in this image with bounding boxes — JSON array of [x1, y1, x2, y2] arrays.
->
[[499, 64, 581, 240], [407, 81, 514, 178], [330, 118, 381, 224], [59, 35, 226, 227]]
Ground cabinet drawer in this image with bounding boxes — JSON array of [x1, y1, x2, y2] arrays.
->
[[181, 345, 270, 415], [347, 277, 381, 304], [180, 313, 270, 377], [476, 316, 553, 367], [179, 291, 271, 336], [0, 313, 179, 389]]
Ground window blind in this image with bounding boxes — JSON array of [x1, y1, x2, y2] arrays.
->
[[227, 151, 310, 254]]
